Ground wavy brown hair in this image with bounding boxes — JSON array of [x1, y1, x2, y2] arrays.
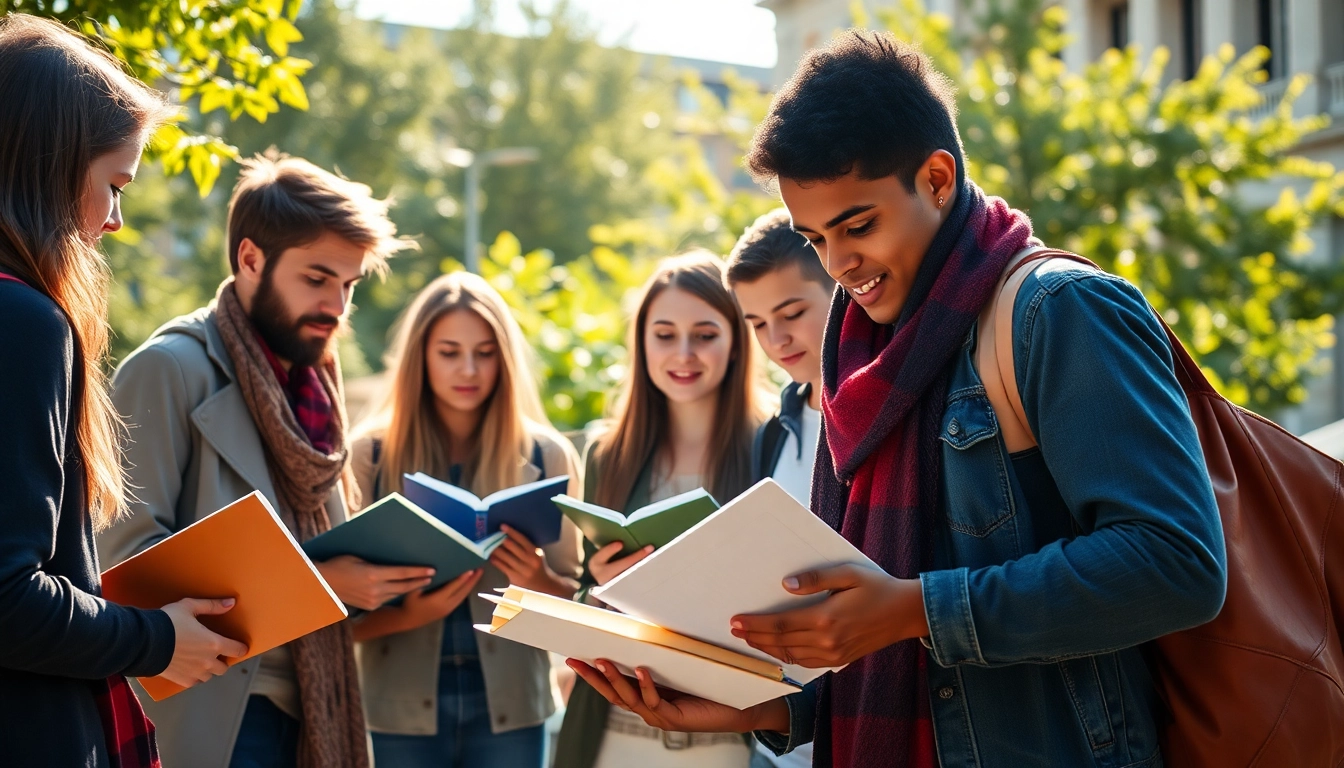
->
[[358, 272, 573, 498], [0, 14, 176, 529], [590, 251, 770, 510]]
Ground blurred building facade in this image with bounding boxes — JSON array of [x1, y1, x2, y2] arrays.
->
[[761, 0, 1344, 433]]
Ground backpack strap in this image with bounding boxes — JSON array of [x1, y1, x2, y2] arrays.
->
[[531, 438, 545, 475], [0, 273, 27, 286], [976, 247, 1098, 453], [370, 437, 383, 500]]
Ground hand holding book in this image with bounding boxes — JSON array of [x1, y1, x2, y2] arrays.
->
[[567, 658, 792, 736]]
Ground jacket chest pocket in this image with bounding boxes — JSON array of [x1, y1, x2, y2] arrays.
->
[[938, 391, 1016, 537]]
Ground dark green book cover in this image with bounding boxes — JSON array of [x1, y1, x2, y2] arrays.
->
[[553, 488, 719, 554], [302, 493, 504, 596]]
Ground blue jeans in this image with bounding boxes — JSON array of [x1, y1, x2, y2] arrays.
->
[[229, 695, 300, 768], [371, 603, 545, 768]]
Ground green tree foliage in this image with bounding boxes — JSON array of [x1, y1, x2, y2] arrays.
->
[[4, 0, 314, 193], [99, 0, 775, 428], [871, 0, 1344, 412]]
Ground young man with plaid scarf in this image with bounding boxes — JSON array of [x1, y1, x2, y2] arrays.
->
[[571, 30, 1227, 768], [99, 154, 422, 768]]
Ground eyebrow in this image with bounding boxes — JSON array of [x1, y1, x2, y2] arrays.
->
[[651, 319, 722, 328], [307, 264, 342, 279], [792, 204, 878, 234]]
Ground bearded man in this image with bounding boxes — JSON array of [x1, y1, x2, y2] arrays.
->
[[100, 153, 426, 768]]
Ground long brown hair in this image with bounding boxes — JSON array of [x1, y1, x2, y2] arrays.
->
[[358, 272, 572, 497], [591, 251, 769, 510], [0, 15, 175, 529]]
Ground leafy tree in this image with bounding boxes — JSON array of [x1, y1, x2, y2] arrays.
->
[[870, 0, 1344, 412], [4, 0, 314, 193]]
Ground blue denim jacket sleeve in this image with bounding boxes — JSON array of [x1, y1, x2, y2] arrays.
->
[[921, 268, 1227, 666], [753, 682, 818, 755]]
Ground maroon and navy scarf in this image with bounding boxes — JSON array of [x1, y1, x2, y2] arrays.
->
[[811, 181, 1035, 768]]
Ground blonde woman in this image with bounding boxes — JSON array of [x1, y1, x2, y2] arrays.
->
[[349, 271, 583, 768], [554, 251, 773, 768]]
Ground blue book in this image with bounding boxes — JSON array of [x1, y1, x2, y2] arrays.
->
[[302, 493, 505, 597], [402, 473, 568, 547]]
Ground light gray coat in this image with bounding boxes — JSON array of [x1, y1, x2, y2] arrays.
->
[[98, 308, 350, 768]]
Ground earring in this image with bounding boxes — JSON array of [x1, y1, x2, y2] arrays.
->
[[937, 196, 945, 208]]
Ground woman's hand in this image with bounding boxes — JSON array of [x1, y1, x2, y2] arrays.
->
[[567, 658, 790, 735], [315, 555, 435, 611], [588, 541, 654, 586], [158, 598, 251, 688], [490, 525, 576, 597], [351, 569, 484, 642]]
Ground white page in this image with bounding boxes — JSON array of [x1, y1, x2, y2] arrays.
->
[[553, 495, 626, 525], [480, 474, 568, 507], [476, 611, 797, 710], [593, 478, 881, 684], [625, 487, 713, 524]]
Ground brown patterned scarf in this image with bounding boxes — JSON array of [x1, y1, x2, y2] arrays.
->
[[213, 279, 369, 768]]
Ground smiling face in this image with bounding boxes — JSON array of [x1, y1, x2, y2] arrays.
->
[[732, 264, 832, 385], [238, 231, 370, 367], [781, 151, 957, 325], [425, 308, 501, 416], [80, 141, 143, 242], [643, 287, 734, 406]]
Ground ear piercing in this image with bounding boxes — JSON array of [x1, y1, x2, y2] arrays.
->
[[937, 196, 945, 208]]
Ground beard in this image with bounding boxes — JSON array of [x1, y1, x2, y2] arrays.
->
[[248, 272, 342, 369]]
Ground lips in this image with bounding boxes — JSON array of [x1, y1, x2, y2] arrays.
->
[[780, 351, 806, 366], [666, 371, 704, 384], [850, 274, 884, 296]]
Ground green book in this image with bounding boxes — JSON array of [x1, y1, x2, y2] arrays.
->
[[552, 488, 719, 554], [302, 493, 506, 598]]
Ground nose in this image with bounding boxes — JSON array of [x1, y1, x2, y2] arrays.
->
[[767, 323, 790, 350], [104, 200, 123, 234], [463, 353, 478, 376], [677, 335, 695, 361], [825, 245, 860, 281]]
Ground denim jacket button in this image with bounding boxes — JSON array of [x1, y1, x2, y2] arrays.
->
[[947, 419, 961, 436], [938, 686, 955, 700]]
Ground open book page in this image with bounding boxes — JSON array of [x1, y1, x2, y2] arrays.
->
[[592, 478, 881, 684], [475, 587, 798, 710]]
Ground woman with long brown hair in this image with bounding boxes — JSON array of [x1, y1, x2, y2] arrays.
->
[[554, 250, 772, 768], [348, 271, 583, 767], [0, 14, 249, 768]]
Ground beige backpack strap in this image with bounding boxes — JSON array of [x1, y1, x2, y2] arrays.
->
[[976, 247, 1046, 453]]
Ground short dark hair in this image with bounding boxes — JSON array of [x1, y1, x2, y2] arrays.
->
[[725, 208, 834, 289], [746, 30, 964, 192], [226, 151, 413, 275]]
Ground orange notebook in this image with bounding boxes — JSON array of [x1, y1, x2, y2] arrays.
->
[[100, 491, 348, 700]]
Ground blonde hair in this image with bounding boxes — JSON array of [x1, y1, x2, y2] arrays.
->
[[591, 250, 771, 510], [360, 272, 567, 496], [0, 15, 177, 530]]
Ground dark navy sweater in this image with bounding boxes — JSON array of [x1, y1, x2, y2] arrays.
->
[[0, 276, 174, 767]]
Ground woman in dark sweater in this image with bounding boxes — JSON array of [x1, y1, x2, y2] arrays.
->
[[0, 15, 250, 767]]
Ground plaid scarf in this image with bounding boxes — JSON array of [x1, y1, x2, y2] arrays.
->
[[257, 335, 336, 454], [812, 181, 1035, 768], [92, 676, 161, 768], [0, 272, 161, 768], [213, 280, 369, 768]]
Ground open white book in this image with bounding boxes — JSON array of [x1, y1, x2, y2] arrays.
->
[[475, 586, 800, 710], [592, 478, 882, 684]]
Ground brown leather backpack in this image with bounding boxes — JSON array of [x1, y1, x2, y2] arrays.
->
[[977, 248, 1344, 767]]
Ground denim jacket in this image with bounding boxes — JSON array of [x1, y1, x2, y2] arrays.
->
[[761, 263, 1227, 767]]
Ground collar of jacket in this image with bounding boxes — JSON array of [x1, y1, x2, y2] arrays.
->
[[777, 381, 810, 458]]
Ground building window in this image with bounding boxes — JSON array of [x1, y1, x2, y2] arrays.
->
[[1110, 2, 1130, 50], [1181, 0, 1202, 79], [1257, 0, 1289, 79]]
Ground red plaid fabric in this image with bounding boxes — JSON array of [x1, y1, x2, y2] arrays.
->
[[91, 676, 161, 768], [811, 181, 1035, 768], [256, 333, 336, 454]]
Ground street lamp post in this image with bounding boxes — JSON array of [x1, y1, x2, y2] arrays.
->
[[445, 146, 540, 274]]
